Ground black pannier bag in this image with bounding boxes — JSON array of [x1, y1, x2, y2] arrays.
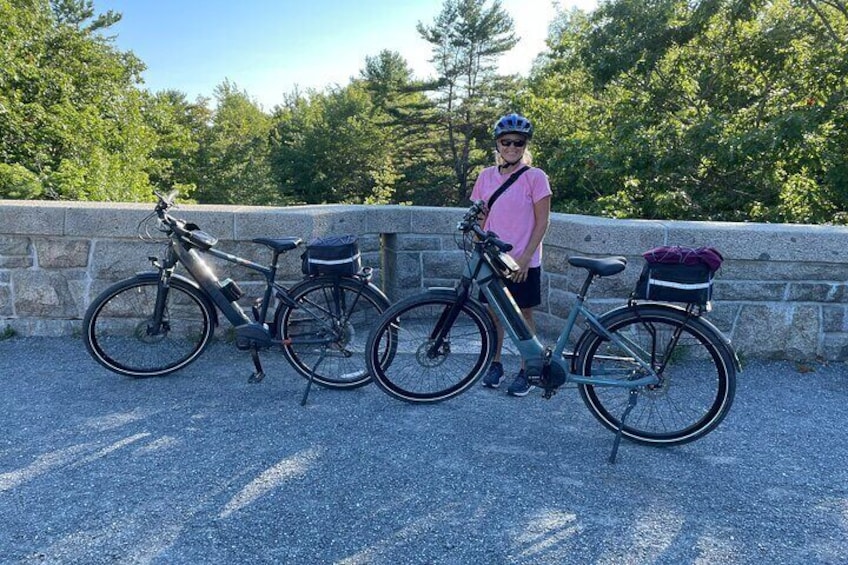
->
[[633, 246, 723, 306], [301, 234, 361, 276]]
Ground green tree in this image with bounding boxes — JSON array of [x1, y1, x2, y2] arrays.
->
[[520, 7, 603, 215], [195, 81, 277, 205], [270, 83, 396, 204], [418, 0, 519, 202], [529, 0, 848, 223], [359, 50, 450, 205], [50, 0, 120, 31], [143, 89, 213, 198], [0, 0, 158, 201]]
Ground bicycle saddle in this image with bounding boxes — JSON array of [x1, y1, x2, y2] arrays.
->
[[568, 256, 627, 277], [252, 237, 303, 252]]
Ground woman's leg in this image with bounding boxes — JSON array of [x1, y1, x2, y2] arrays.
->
[[518, 307, 536, 369]]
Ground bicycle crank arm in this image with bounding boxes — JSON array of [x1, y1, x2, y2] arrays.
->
[[235, 322, 273, 350]]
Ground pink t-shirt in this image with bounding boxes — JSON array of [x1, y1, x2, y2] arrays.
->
[[470, 166, 552, 267]]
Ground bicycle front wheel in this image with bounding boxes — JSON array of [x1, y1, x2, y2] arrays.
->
[[574, 305, 736, 446], [83, 276, 215, 377], [366, 290, 496, 403], [278, 276, 389, 389]]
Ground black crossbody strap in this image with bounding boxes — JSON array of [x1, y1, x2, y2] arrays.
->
[[487, 165, 530, 211]]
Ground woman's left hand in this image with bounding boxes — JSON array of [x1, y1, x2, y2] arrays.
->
[[512, 255, 532, 283]]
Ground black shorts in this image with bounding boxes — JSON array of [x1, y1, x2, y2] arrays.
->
[[479, 267, 541, 309]]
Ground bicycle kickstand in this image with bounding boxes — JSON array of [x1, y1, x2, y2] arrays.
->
[[608, 389, 639, 465], [300, 348, 327, 406], [247, 348, 265, 383]]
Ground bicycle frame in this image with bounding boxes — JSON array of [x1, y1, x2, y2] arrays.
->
[[366, 201, 738, 462], [458, 244, 661, 390], [153, 234, 355, 350], [155, 238, 270, 329], [176, 241, 294, 327]]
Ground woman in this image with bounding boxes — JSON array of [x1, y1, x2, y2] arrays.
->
[[470, 113, 552, 397]]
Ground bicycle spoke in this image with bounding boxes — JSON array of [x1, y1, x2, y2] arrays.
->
[[280, 277, 387, 389], [366, 292, 495, 403], [84, 279, 213, 377], [578, 307, 735, 445]]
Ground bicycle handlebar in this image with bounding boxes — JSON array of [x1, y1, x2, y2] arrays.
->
[[150, 190, 206, 243], [458, 200, 513, 253]]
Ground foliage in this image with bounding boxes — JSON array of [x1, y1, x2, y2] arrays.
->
[[417, 0, 520, 203], [269, 83, 397, 205], [0, 163, 43, 199], [527, 0, 848, 224], [193, 81, 277, 205], [0, 0, 158, 201], [359, 50, 451, 205], [142, 89, 212, 199], [1, 0, 846, 225]]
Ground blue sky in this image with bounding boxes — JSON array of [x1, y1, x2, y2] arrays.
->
[[97, 0, 597, 110]]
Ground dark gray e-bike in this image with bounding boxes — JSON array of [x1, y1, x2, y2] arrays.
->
[[83, 191, 391, 400]]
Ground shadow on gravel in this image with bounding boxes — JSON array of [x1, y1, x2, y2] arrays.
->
[[1, 337, 846, 564]]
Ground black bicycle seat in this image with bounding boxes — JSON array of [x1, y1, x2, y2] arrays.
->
[[568, 256, 627, 277], [252, 237, 303, 252]]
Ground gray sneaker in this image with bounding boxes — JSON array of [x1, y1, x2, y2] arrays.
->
[[482, 361, 504, 388], [507, 369, 533, 397]]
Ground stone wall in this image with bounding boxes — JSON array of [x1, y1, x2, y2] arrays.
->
[[3, 199, 848, 361]]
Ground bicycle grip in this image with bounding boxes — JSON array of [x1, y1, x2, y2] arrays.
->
[[487, 232, 513, 252]]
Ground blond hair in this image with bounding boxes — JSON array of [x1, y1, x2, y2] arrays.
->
[[494, 148, 533, 167]]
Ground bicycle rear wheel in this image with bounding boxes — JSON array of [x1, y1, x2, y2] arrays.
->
[[83, 276, 215, 377], [277, 276, 389, 389], [366, 289, 496, 403], [574, 305, 736, 446]]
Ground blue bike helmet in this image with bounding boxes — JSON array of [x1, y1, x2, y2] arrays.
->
[[493, 113, 533, 140]]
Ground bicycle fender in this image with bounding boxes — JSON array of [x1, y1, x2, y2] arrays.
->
[[421, 288, 497, 336], [425, 286, 489, 311], [573, 302, 741, 373], [130, 272, 219, 328], [287, 275, 391, 308]]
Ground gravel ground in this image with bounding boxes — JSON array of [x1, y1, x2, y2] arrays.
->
[[1, 336, 846, 564]]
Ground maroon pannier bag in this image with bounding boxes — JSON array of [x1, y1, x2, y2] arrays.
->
[[634, 246, 723, 305]]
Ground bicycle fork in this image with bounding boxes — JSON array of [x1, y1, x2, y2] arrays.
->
[[425, 284, 472, 359], [147, 255, 177, 337]]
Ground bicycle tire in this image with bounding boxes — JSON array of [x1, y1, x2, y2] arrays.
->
[[277, 276, 390, 389], [83, 276, 216, 377], [366, 289, 496, 403], [574, 304, 736, 446]]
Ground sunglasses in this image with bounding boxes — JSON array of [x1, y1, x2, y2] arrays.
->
[[498, 138, 527, 148]]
